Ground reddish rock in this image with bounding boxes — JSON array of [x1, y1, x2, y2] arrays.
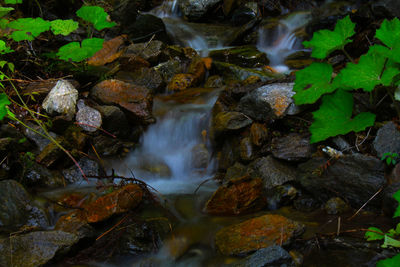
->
[[215, 214, 305, 256], [204, 176, 267, 215], [83, 184, 143, 223], [188, 57, 206, 84], [88, 35, 126, 66], [118, 54, 150, 72], [167, 74, 196, 91], [91, 79, 153, 123], [250, 123, 268, 146]]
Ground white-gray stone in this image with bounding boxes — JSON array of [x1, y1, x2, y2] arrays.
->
[[42, 80, 78, 119], [75, 100, 102, 132]]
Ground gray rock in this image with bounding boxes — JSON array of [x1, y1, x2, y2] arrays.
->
[[324, 197, 350, 215], [373, 0, 400, 20], [24, 124, 57, 152], [22, 160, 64, 188], [191, 143, 209, 169], [209, 45, 269, 68], [62, 157, 100, 184], [126, 14, 169, 44], [297, 154, 385, 209], [265, 184, 298, 210], [0, 180, 49, 232], [154, 59, 183, 83], [42, 80, 78, 119], [0, 230, 79, 267], [213, 61, 277, 82], [179, 0, 221, 20], [231, 246, 295, 267], [225, 162, 247, 182], [95, 105, 131, 138], [238, 83, 299, 122], [125, 40, 166, 65], [373, 122, 400, 158], [248, 156, 297, 189], [130, 67, 165, 93], [212, 111, 252, 138], [240, 137, 255, 162], [271, 133, 313, 162], [76, 100, 102, 132]]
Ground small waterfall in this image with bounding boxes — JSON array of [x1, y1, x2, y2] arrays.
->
[[110, 90, 219, 194], [257, 12, 311, 72], [150, 0, 180, 18]]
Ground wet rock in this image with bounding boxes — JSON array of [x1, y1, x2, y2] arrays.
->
[[238, 83, 298, 122], [215, 214, 305, 256], [250, 123, 268, 146], [212, 111, 252, 138], [95, 105, 131, 138], [75, 100, 102, 132], [373, 121, 400, 158], [266, 184, 298, 210], [231, 245, 296, 267], [204, 176, 267, 215], [126, 14, 169, 43], [139, 157, 172, 177], [22, 159, 64, 188], [119, 67, 165, 93], [154, 59, 184, 83], [188, 56, 206, 84], [179, 0, 221, 20], [118, 54, 151, 72], [125, 40, 166, 65], [284, 51, 312, 69], [42, 80, 78, 119], [324, 197, 350, 215], [83, 184, 143, 223], [204, 75, 224, 88], [225, 161, 247, 182], [90, 79, 154, 124], [167, 73, 196, 91], [88, 35, 126, 66], [297, 154, 385, 209], [62, 158, 100, 184], [217, 136, 241, 171], [24, 124, 57, 152], [0, 180, 49, 232], [191, 144, 209, 169], [209, 46, 269, 68], [382, 182, 400, 217], [64, 125, 88, 151], [293, 195, 320, 212], [92, 135, 125, 156], [0, 230, 79, 267], [240, 137, 255, 162], [248, 156, 297, 189], [231, 5, 258, 26], [35, 136, 70, 168], [55, 211, 95, 240], [372, 0, 400, 19], [213, 61, 277, 82], [271, 133, 313, 162]]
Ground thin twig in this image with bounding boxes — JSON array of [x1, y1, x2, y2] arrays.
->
[[74, 122, 116, 138], [348, 187, 383, 221]]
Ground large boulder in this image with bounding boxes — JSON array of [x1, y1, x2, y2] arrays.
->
[[126, 14, 169, 43], [373, 121, 400, 158], [90, 79, 154, 124], [179, 0, 221, 20], [215, 214, 305, 256]]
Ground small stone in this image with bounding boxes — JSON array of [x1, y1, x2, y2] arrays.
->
[[42, 80, 78, 119], [167, 73, 196, 91], [240, 137, 254, 162], [231, 246, 296, 267], [324, 197, 350, 215], [373, 122, 400, 158], [250, 123, 268, 146], [212, 111, 252, 137], [76, 100, 102, 132]]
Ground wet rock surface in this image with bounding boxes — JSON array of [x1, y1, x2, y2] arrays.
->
[[75, 100, 102, 132], [271, 133, 313, 161], [373, 121, 400, 158], [231, 245, 296, 267]]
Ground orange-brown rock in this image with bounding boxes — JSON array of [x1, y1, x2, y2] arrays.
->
[[250, 123, 268, 146], [83, 184, 143, 223], [204, 176, 266, 215], [118, 54, 150, 72], [167, 74, 196, 91], [91, 79, 153, 123], [215, 214, 305, 256], [188, 57, 206, 84], [88, 35, 126, 66]]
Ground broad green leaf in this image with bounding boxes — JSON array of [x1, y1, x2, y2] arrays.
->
[[0, 93, 11, 120], [7, 62, 14, 72], [56, 38, 104, 62], [310, 89, 375, 143], [365, 227, 385, 241], [0, 18, 9, 29], [388, 223, 400, 236], [382, 235, 400, 248], [76, 6, 116, 31], [303, 15, 355, 59], [5, 0, 23, 3], [8, 17, 50, 41], [0, 40, 13, 54], [393, 190, 400, 218], [333, 47, 400, 92], [293, 62, 335, 105], [50, 19, 79, 36], [0, 7, 14, 18], [374, 18, 400, 63], [377, 253, 400, 267]]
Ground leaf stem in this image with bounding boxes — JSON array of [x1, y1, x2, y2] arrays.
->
[[341, 48, 354, 63]]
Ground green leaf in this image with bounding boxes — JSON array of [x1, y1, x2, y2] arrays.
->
[[309, 89, 376, 143], [0, 18, 9, 29], [0, 7, 14, 18], [5, 0, 23, 4], [293, 62, 336, 105], [365, 227, 385, 241], [56, 38, 104, 62], [382, 235, 400, 248], [8, 17, 51, 41], [303, 15, 355, 59], [333, 47, 400, 91], [374, 18, 400, 63], [0, 93, 11, 120], [76, 6, 116, 31], [50, 19, 79, 36], [393, 190, 400, 218], [0, 40, 13, 54], [377, 253, 400, 267]]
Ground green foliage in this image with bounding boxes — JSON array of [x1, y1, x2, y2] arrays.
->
[[294, 16, 400, 143], [0, 40, 13, 54], [303, 15, 355, 59], [50, 19, 79, 36], [381, 152, 399, 166], [365, 227, 385, 241], [76, 6, 116, 31], [8, 18, 51, 41], [0, 93, 10, 120], [56, 38, 104, 62], [5, 0, 23, 4], [309, 89, 375, 143], [393, 190, 400, 218], [377, 253, 400, 267], [0, 7, 14, 18]]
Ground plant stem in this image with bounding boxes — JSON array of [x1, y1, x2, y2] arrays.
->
[[342, 48, 354, 63]]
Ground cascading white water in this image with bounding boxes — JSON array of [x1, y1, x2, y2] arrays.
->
[[257, 12, 311, 72]]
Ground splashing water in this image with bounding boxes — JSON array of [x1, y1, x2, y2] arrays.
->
[[257, 12, 311, 72]]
